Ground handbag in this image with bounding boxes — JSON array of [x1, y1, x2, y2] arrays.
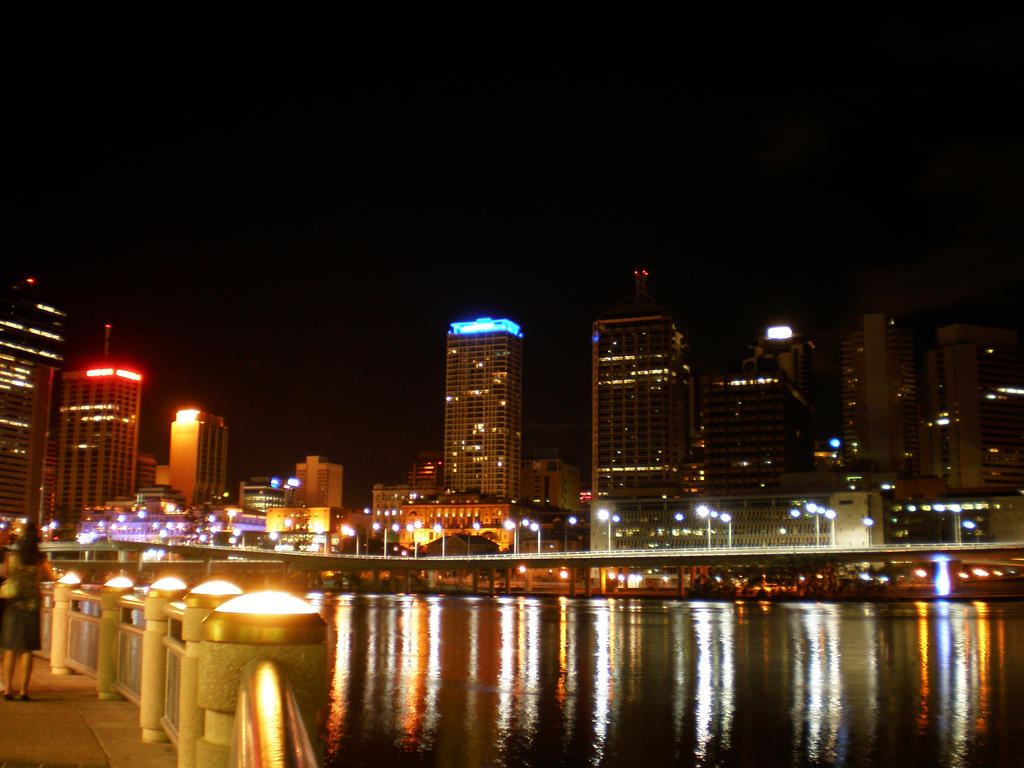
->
[[0, 577, 17, 599]]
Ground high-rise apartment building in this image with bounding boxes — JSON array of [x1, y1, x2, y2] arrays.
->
[[443, 317, 523, 499], [521, 455, 582, 511], [0, 280, 64, 523], [294, 455, 343, 508], [592, 271, 690, 498], [840, 313, 919, 473], [921, 324, 1024, 489], [55, 366, 142, 520], [169, 408, 228, 506]]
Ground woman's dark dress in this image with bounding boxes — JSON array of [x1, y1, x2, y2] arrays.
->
[[0, 553, 43, 651]]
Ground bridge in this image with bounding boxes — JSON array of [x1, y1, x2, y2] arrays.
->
[[42, 539, 1024, 597]]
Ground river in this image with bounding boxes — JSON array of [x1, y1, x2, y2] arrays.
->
[[313, 594, 1024, 768]]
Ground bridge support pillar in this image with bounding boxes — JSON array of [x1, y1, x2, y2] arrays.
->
[[196, 593, 327, 768], [471, 568, 479, 594], [178, 582, 242, 768], [505, 568, 512, 595], [569, 569, 577, 597], [49, 579, 75, 675], [140, 580, 188, 742], [488, 569, 495, 597], [97, 580, 133, 700], [525, 568, 533, 593], [403, 571, 411, 594], [427, 570, 437, 589], [677, 566, 686, 598], [585, 569, 593, 598]]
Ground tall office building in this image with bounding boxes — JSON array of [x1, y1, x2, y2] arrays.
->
[[55, 366, 142, 520], [921, 324, 1024, 489], [746, 325, 814, 406], [592, 271, 690, 498], [840, 313, 919, 473], [443, 317, 523, 499], [0, 280, 64, 523], [294, 455, 343, 508], [169, 408, 228, 506]]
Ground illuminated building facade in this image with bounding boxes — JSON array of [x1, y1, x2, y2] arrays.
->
[[920, 324, 1024, 489], [597, 489, 879, 550], [238, 477, 295, 514], [443, 318, 523, 499], [521, 455, 582, 510], [294, 455, 343, 508], [55, 367, 142, 519], [0, 280, 64, 523], [841, 313, 919, 473], [701, 335, 813, 494], [169, 408, 228, 506], [592, 271, 690, 498]]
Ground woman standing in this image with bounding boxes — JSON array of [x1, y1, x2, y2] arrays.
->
[[1, 524, 55, 700]]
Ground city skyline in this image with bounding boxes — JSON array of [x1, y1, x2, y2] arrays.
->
[[8, 10, 1024, 507]]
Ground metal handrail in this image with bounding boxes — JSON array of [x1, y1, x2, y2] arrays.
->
[[230, 658, 319, 768]]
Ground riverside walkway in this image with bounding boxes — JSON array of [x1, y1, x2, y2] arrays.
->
[[0, 661, 176, 768]]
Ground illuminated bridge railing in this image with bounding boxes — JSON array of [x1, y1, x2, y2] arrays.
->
[[66, 589, 102, 675], [162, 602, 186, 742], [115, 594, 146, 703]]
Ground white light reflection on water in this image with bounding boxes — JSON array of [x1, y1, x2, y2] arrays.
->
[[496, 597, 516, 745], [669, 604, 688, 749], [693, 607, 713, 760], [792, 605, 843, 764], [591, 598, 613, 767], [519, 599, 542, 748], [421, 597, 442, 743], [557, 597, 578, 749]]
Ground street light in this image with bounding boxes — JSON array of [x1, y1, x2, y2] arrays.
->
[[564, 516, 578, 551], [341, 524, 359, 554], [862, 516, 874, 546], [469, 520, 480, 555], [406, 523, 418, 558], [531, 521, 540, 553], [433, 523, 446, 557], [504, 519, 518, 554], [696, 505, 713, 549], [719, 513, 732, 547], [372, 521, 386, 556]]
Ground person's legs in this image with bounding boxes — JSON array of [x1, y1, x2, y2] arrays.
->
[[2, 650, 14, 697], [17, 651, 32, 697]]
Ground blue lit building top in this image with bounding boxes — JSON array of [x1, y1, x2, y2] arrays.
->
[[449, 317, 523, 338]]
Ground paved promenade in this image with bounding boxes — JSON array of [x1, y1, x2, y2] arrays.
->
[[0, 660, 177, 768]]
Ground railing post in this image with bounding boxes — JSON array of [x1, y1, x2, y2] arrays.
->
[[178, 581, 243, 768], [98, 576, 133, 700], [49, 574, 80, 675], [140, 578, 188, 743], [196, 591, 327, 768]]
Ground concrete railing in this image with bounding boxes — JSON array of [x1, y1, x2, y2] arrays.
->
[[40, 581, 326, 768]]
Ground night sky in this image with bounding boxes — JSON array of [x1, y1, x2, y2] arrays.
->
[[7, 9, 1024, 507]]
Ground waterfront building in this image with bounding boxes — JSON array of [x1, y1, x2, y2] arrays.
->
[[169, 408, 228, 506], [595, 488, 880, 550], [0, 279, 64, 524], [136, 451, 157, 489], [920, 324, 1024, 489], [55, 366, 142, 524], [886, 491, 1024, 544], [238, 476, 295, 514], [841, 313, 919, 473], [700, 362, 813, 494], [294, 455, 343, 508], [521, 453, 582, 510], [443, 317, 523, 499], [592, 270, 690, 499], [407, 450, 443, 487]]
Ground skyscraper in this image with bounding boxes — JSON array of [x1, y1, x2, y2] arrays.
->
[[592, 271, 690, 498], [921, 324, 1024, 489], [840, 313, 918, 473], [443, 317, 523, 499], [294, 455, 343, 508], [0, 279, 64, 523], [55, 366, 142, 520], [169, 408, 228, 506]]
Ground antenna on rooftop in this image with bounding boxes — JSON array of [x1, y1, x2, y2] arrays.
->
[[633, 267, 649, 295], [104, 324, 112, 358]]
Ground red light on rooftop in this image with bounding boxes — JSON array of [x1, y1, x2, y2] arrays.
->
[[25, 277, 36, 285]]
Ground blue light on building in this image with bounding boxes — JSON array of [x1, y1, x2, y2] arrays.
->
[[449, 318, 523, 338]]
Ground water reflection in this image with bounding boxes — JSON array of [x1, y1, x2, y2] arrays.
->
[[323, 596, 1024, 768]]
